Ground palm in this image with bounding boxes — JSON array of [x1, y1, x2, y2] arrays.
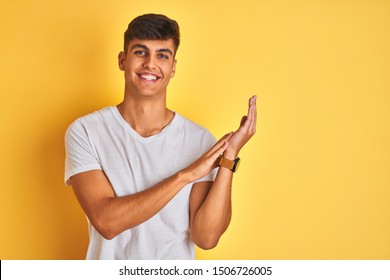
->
[[225, 96, 257, 156]]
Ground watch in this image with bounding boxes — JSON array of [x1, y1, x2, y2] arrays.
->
[[217, 155, 240, 172]]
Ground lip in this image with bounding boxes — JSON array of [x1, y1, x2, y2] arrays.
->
[[137, 72, 161, 82]]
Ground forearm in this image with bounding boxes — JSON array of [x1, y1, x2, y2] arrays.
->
[[189, 95, 257, 249], [190, 167, 234, 249], [72, 134, 230, 240], [77, 170, 190, 240]]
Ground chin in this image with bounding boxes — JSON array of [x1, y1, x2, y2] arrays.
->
[[137, 90, 164, 99]]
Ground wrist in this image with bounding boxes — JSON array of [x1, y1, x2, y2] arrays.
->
[[223, 149, 238, 161], [176, 169, 193, 186], [217, 154, 241, 173]]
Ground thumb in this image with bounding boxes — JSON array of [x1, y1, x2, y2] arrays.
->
[[240, 116, 247, 127]]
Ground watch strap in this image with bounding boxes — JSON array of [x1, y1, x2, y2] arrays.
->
[[217, 155, 240, 172]]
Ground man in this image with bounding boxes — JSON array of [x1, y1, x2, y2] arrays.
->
[[65, 13, 257, 259]]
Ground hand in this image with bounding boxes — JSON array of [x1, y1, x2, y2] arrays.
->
[[224, 95, 257, 159], [182, 132, 233, 183]]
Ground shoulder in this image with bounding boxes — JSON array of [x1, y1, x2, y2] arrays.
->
[[65, 107, 115, 140], [66, 107, 114, 132]]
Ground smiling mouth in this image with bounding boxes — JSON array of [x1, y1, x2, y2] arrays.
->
[[138, 73, 160, 81]]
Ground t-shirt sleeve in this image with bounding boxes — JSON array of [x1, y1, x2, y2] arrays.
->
[[193, 130, 218, 183], [64, 120, 102, 186]]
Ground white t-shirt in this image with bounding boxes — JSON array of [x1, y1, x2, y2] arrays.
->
[[64, 106, 217, 259]]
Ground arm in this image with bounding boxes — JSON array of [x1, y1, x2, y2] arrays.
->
[[69, 132, 232, 240], [189, 95, 257, 249]]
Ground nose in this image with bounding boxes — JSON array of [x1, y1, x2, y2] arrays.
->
[[143, 55, 157, 69]]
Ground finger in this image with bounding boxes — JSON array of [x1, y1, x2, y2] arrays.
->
[[247, 96, 257, 133], [210, 141, 229, 160], [218, 131, 233, 143], [252, 96, 257, 133], [248, 95, 257, 133], [209, 141, 229, 169], [241, 105, 253, 131], [240, 116, 247, 127], [244, 96, 256, 128], [225, 131, 234, 141], [206, 132, 232, 156]]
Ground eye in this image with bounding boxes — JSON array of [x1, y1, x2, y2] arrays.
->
[[158, 53, 169, 60], [134, 50, 147, 56]]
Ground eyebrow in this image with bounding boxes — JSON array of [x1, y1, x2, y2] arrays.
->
[[131, 44, 173, 56]]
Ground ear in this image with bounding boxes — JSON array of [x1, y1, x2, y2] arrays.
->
[[170, 59, 177, 78], [118, 51, 126, 71]]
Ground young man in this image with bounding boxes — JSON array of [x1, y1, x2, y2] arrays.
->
[[65, 14, 257, 259]]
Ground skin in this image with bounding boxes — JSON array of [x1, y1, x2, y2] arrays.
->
[[70, 38, 257, 250]]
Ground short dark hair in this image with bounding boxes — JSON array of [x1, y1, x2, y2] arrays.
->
[[124, 14, 180, 55]]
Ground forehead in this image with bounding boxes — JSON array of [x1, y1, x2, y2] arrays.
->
[[127, 38, 175, 53]]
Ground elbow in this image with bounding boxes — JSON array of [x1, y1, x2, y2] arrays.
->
[[99, 229, 117, 240], [193, 234, 220, 250], [197, 241, 218, 250], [91, 216, 119, 240]]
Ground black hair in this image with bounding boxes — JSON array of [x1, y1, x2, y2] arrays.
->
[[124, 14, 180, 54]]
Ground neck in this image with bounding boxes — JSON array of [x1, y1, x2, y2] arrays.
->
[[117, 94, 174, 137]]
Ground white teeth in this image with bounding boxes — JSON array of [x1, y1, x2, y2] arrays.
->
[[141, 74, 157, 81]]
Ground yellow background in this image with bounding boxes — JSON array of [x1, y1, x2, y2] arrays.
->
[[1, 0, 389, 259]]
